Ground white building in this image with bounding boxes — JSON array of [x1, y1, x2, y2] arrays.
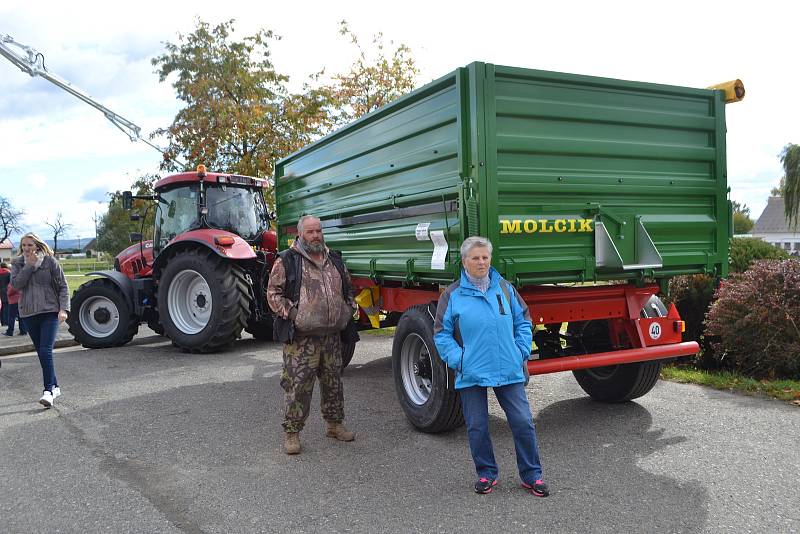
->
[[0, 239, 13, 262], [751, 197, 800, 254]]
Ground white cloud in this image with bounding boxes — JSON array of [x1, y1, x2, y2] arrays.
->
[[1, 0, 798, 236], [26, 172, 48, 189]]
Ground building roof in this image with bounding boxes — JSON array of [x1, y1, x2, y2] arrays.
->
[[752, 197, 799, 233], [82, 238, 97, 251], [0, 239, 13, 249]]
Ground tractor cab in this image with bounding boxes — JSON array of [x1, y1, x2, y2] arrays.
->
[[150, 168, 272, 253]]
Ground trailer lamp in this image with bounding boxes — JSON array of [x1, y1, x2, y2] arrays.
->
[[674, 320, 685, 333], [214, 236, 236, 247]]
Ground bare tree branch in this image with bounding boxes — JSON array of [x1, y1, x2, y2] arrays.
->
[[45, 213, 73, 254], [0, 197, 24, 244]]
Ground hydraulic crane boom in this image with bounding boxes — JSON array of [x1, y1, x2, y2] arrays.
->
[[0, 33, 177, 162]]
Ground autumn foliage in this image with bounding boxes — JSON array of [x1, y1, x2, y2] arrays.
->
[[150, 19, 419, 210], [705, 259, 800, 379]]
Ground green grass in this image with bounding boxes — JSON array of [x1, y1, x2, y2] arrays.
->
[[661, 365, 800, 404], [65, 274, 101, 295], [59, 257, 112, 273], [59, 257, 112, 295], [362, 326, 396, 337]]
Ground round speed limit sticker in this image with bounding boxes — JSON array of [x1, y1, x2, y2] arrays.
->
[[649, 323, 662, 340]]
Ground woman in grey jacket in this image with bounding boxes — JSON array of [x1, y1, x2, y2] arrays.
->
[[10, 232, 70, 407]]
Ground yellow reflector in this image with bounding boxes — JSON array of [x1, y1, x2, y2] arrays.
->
[[707, 79, 745, 103], [355, 287, 382, 328]]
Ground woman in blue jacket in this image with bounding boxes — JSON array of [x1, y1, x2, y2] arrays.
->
[[434, 236, 548, 496]]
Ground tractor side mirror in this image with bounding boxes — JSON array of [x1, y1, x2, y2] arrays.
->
[[129, 232, 142, 243], [122, 191, 133, 210]]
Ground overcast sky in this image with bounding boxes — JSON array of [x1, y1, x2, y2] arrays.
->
[[1, 0, 796, 243]]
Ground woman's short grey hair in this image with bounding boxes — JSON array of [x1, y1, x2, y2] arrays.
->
[[460, 236, 493, 258], [297, 215, 320, 233]]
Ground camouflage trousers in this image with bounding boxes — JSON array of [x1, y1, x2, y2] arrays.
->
[[280, 333, 344, 433]]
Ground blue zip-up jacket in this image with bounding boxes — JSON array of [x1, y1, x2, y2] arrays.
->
[[433, 267, 533, 389]]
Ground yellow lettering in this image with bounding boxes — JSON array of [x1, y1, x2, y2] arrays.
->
[[500, 219, 522, 234], [500, 217, 594, 234]]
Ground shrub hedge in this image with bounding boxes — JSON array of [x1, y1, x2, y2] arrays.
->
[[666, 274, 718, 367], [705, 259, 800, 379], [729, 237, 789, 273], [666, 238, 793, 372]]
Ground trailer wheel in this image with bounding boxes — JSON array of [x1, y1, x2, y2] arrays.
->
[[68, 278, 139, 348], [157, 248, 251, 352], [342, 340, 356, 369], [571, 296, 667, 402], [392, 305, 463, 433]]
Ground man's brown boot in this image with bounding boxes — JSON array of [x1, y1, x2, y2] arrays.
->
[[284, 432, 300, 454], [326, 422, 355, 442]]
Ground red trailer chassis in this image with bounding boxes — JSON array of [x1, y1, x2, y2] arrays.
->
[[351, 279, 698, 374]]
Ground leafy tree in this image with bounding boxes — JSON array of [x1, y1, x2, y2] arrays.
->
[[45, 213, 72, 254], [770, 177, 784, 197], [780, 143, 800, 228], [151, 19, 336, 208], [0, 196, 24, 244], [731, 201, 753, 234], [97, 175, 158, 256], [327, 20, 419, 125]]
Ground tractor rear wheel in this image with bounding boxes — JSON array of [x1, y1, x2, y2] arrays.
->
[[156, 248, 251, 352], [68, 278, 139, 348]]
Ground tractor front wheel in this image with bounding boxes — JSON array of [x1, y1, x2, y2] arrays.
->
[[68, 278, 139, 348]]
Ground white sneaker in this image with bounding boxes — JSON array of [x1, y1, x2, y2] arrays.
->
[[39, 390, 54, 408], [52, 386, 61, 400]]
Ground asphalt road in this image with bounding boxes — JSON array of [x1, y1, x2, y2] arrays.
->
[[1, 334, 798, 533]]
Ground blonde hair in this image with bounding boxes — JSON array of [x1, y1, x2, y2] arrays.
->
[[17, 232, 54, 256]]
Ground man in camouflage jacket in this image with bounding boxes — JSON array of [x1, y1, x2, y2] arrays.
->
[[267, 215, 357, 454]]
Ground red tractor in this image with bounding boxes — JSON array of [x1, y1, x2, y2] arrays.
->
[[68, 166, 278, 352]]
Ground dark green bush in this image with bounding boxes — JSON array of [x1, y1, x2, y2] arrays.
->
[[705, 259, 800, 379], [663, 239, 791, 371], [729, 237, 789, 273], [667, 274, 718, 367]]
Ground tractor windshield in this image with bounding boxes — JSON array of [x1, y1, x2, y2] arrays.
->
[[205, 185, 269, 240], [154, 184, 200, 249]]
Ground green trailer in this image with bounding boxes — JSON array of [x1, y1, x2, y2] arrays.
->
[[275, 62, 743, 432]]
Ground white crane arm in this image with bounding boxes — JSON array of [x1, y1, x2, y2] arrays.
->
[[1, 34, 175, 159]]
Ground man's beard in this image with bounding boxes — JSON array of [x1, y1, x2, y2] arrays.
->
[[303, 238, 325, 254]]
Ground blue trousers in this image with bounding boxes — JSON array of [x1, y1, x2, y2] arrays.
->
[[6, 303, 27, 335], [24, 312, 60, 391], [459, 382, 543, 484]]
